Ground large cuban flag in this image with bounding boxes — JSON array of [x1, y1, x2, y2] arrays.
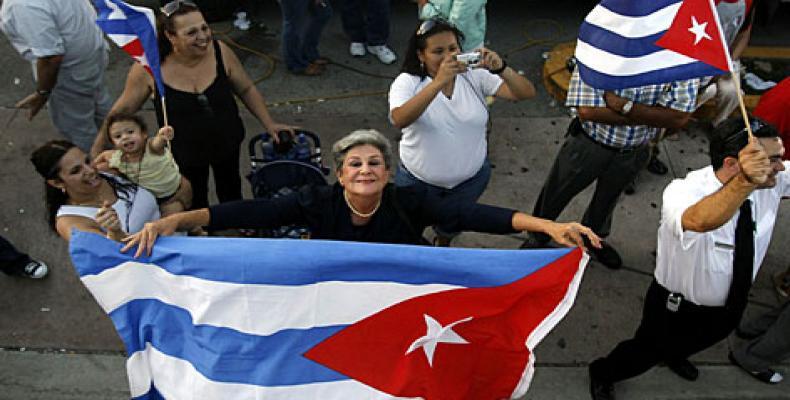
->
[[94, 0, 165, 96], [576, 0, 732, 90], [70, 232, 589, 399]]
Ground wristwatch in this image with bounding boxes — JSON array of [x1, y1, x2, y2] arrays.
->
[[36, 89, 51, 97], [620, 99, 634, 115]]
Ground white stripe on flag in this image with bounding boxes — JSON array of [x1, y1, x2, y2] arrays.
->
[[585, 3, 681, 38], [127, 343, 418, 399], [81, 262, 460, 335], [575, 39, 697, 76], [107, 34, 136, 47]]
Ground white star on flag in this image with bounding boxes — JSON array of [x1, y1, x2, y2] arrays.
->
[[688, 16, 712, 45], [406, 315, 472, 367]]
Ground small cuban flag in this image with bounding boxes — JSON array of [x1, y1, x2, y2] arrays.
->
[[575, 0, 731, 90], [70, 232, 589, 399], [94, 0, 165, 96]]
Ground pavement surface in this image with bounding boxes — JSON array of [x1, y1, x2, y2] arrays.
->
[[1, 1, 789, 399]]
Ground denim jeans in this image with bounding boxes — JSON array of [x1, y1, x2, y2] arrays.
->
[[0, 235, 31, 275], [340, 0, 390, 45], [280, 0, 333, 72], [394, 160, 491, 238]]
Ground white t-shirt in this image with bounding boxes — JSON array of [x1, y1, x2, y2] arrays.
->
[[389, 69, 503, 189], [57, 175, 161, 234], [655, 162, 790, 306]]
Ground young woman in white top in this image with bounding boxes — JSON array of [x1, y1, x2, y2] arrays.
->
[[389, 19, 535, 245], [31, 140, 160, 242]]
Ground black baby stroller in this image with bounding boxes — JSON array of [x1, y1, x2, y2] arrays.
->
[[246, 129, 330, 238]]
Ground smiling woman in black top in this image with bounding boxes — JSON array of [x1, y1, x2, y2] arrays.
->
[[90, 1, 296, 210], [122, 130, 601, 257]]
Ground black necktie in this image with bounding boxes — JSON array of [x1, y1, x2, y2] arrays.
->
[[726, 199, 754, 315]]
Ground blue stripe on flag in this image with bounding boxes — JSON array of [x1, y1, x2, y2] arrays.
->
[[598, 0, 681, 17], [70, 232, 571, 287], [576, 61, 720, 90], [113, 299, 348, 386], [578, 22, 665, 57]]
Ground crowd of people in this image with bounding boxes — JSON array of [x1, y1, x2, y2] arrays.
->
[[1, 0, 788, 398]]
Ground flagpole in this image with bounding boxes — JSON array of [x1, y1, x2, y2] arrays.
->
[[704, 0, 753, 140], [731, 71, 754, 140], [160, 95, 171, 148]]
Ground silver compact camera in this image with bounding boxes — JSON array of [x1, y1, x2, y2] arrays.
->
[[455, 52, 481, 68]]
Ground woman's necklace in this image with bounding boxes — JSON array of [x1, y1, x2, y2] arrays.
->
[[343, 190, 381, 219]]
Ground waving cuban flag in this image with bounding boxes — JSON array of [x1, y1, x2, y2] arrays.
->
[[576, 0, 731, 90], [70, 232, 589, 399], [94, 0, 165, 96]]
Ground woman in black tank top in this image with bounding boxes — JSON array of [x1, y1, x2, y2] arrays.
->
[[90, 2, 297, 210]]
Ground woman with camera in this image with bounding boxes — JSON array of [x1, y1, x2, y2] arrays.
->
[[389, 19, 535, 246]]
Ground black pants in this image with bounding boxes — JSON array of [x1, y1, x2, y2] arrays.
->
[[590, 280, 742, 383], [0, 235, 31, 275], [531, 118, 650, 243], [181, 155, 243, 210]]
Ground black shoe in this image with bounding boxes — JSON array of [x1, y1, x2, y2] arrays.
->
[[590, 242, 623, 269], [647, 155, 669, 175], [729, 352, 784, 384], [589, 366, 616, 400], [667, 358, 699, 381], [20, 259, 48, 279]]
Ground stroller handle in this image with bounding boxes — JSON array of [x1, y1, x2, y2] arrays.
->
[[248, 129, 328, 174]]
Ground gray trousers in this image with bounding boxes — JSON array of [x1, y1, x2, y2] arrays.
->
[[732, 301, 790, 371], [49, 80, 112, 152], [531, 119, 650, 243]]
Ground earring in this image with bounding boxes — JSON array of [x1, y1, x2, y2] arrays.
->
[[420, 61, 424, 70], [60, 187, 66, 194]]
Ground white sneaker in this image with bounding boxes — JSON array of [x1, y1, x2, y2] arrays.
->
[[349, 42, 366, 57], [22, 259, 48, 279], [367, 45, 397, 64]]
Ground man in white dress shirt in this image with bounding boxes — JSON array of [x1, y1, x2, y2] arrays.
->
[[589, 116, 789, 400]]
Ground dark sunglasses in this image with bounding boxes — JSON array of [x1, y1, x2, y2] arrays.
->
[[416, 18, 453, 37], [196, 93, 214, 117], [724, 119, 766, 146], [161, 0, 197, 17]]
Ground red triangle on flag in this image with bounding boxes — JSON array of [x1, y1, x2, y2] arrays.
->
[[304, 249, 585, 400], [655, 0, 731, 72]]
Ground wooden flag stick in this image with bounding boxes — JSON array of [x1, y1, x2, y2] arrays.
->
[[160, 96, 171, 149], [730, 70, 754, 140]]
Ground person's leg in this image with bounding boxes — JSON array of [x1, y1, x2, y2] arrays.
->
[[211, 152, 243, 204], [431, 160, 491, 241], [582, 144, 649, 238], [340, 0, 366, 43], [364, 0, 390, 46], [93, 53, 113, 131], [280, 0, 311, 72], [48, 86, 99, 153], [590, 281, 670, 384], [179, 164, 210, 210], [530, 122, 613, 244], [303, 0, 333, 63], [733, 302, 790, 371], [0, 235, 31, 276]]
